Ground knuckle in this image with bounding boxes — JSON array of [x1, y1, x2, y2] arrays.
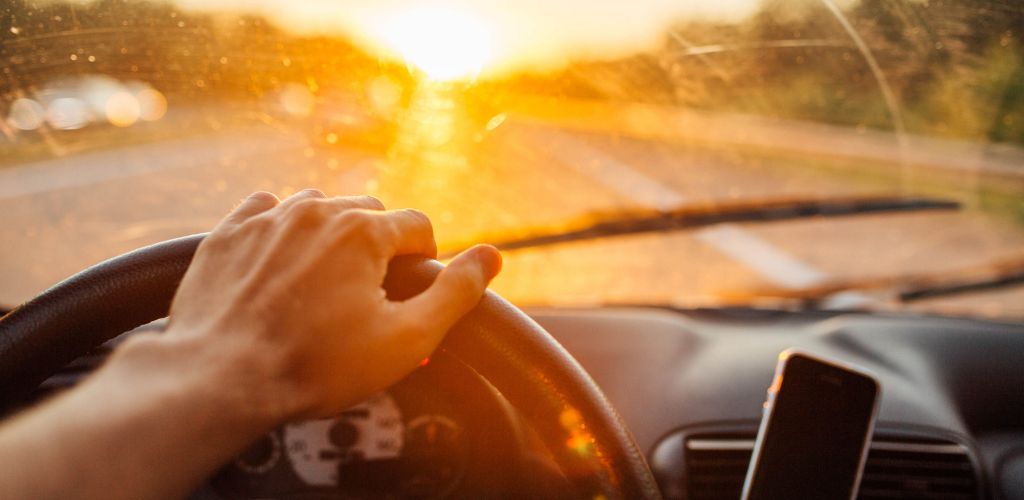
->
[[296, 188, 326, 199], [246, 191, 279, 207], [287, 197, 324, 217], [416, 212, 436, 242], [281, 199, 328, 229], [337, 209, 379, 235], [403, 208, 432, 229], [357, 195, 386, 210]]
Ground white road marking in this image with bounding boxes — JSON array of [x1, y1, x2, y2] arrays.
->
[[518, 126, 688, 211], [521, 123, 841, 292], [696, 224, 827, 289]]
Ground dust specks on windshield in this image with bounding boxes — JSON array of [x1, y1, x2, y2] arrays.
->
[[0, 0, 1023, 319]]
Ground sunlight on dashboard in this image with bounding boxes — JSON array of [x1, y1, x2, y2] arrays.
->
[[371, 6, 494, 81]]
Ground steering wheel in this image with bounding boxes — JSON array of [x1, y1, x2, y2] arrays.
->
[[0, 234, 661, 499]]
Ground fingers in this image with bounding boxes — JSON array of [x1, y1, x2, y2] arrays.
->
[[379, 209, 438, 259], [225, 188, 326, 227], [223, 191, 280, 225], [228, 188, 437, 264], [278, 188, 327, 208], [278, 190, 385, 213], [395, 245, 502, 337], [223, 190, 384, 227], [329, 208, 437, 259], [328, 195, 386, 212]]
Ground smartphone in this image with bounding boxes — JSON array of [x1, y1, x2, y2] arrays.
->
[[741, 350, 881, 500]]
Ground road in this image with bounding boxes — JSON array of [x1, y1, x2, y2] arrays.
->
[[2, 90, 1023, 321]]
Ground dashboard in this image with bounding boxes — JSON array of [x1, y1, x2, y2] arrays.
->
[[529, 306, 1024, 500], [21, 307, 1024, 499]]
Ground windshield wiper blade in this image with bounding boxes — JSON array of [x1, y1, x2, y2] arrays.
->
[[898, 258, 1024, 302], [739, 254, 1024, 307], [445, 195, 959, 255]]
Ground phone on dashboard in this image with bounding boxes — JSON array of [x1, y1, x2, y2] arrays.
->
[[741, 350, 881, 500]]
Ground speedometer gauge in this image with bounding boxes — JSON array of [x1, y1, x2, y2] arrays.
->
[[283, 392, 404, 486], [401, 414, 466, 497]]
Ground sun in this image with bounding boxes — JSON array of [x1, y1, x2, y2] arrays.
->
[[373, 7, 494, 81]]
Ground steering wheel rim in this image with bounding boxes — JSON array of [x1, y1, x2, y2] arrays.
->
[[0, 233, 661, 499]]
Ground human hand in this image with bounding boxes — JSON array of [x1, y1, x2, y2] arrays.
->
[[163, 189, 501, 422]]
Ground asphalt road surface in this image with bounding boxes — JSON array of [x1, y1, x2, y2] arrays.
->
[[2, 92, 1023, 321]]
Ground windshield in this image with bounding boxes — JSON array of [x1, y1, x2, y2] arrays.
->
[[2, 0, 1023, 320]]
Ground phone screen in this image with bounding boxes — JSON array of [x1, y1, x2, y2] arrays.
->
[[742, 352, 880, 500]]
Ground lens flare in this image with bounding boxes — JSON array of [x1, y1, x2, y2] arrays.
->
[[7, 98, 45, 130], [136, 88, 167, 121], [279, 82, 315, 117], [373, 7, 493, 81], [46, 97, 91, 130], [104, 91, 140, 127]]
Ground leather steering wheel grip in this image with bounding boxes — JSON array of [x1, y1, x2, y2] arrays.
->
[[0, 233, 662, 499]]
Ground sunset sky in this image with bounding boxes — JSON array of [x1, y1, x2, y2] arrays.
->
[[170, 0, 766, 75]]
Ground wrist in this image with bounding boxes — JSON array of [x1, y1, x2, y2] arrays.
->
[[18, 330, 307, 500], [106, 330, 305, 436]]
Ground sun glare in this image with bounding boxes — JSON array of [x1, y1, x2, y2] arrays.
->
[[373, 7, 493, 81]]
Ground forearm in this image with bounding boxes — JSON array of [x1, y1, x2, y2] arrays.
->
[[0, 332, 286, 500]]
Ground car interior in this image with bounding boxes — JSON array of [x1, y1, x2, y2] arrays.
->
[[1, 0, 1023, 498]]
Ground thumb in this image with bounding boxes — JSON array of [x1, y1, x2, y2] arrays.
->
[[396, 244, 502, 340]]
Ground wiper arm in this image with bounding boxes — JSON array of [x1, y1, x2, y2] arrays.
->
[[443, 195, 959, 256], [741, 254, 1024, 306], [898, 270, 1024, 302], [897, 256, 1024, 302]]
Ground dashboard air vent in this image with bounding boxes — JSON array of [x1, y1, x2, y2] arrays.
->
[[683, 436, 979, 500]]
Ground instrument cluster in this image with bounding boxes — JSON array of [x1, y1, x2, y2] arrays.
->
[[210, 354, 517, 499]]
